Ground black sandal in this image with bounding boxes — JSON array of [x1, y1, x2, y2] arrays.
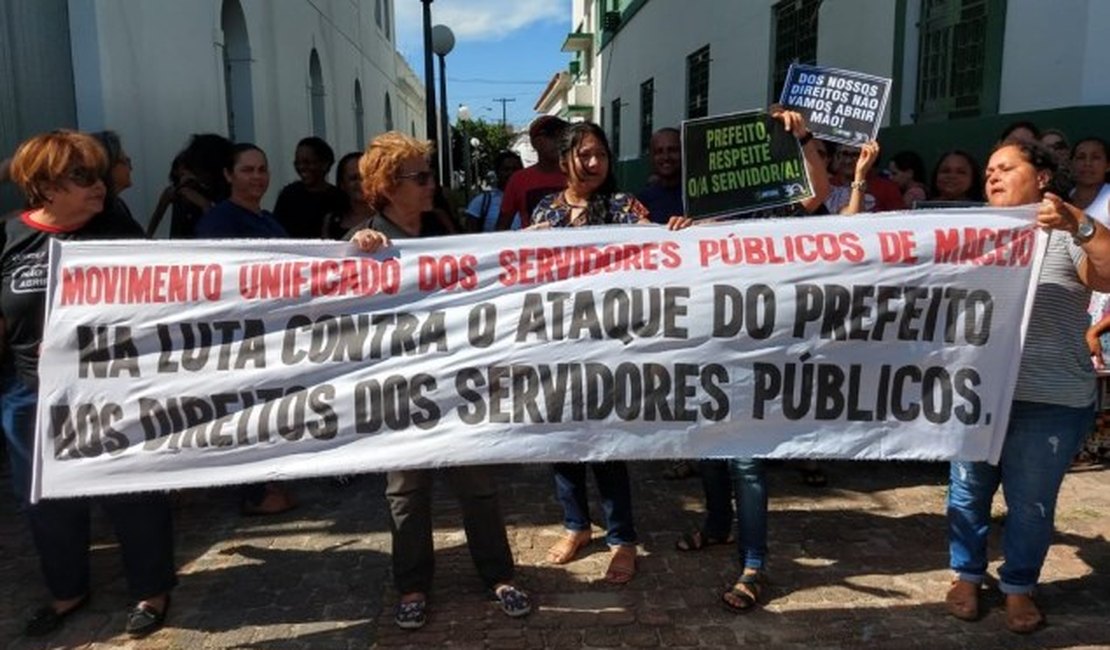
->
[[675, 528, 733, 552], [125, 595, 170, 638], [722, 572, 765, 612]]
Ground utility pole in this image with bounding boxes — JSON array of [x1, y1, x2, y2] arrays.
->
[[492, 97, 516, 130]]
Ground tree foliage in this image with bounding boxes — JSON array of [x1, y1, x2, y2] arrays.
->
[[455, 118, 516, 188]]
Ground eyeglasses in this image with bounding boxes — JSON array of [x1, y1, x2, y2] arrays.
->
[[396, 170, 434, 186], [117, 156, 133, 169], [66, 168, 100, 188]]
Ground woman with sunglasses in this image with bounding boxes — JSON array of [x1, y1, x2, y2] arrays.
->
[[1, 130, 176, 639], [349, 131, 531, 630]]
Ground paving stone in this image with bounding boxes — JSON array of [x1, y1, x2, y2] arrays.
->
[[3, 463, 1110, 649]]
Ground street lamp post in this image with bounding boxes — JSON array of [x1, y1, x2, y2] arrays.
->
[[458, 104, 472, 201], [420, 0, 436, 144], [431, 24, 455, 188]]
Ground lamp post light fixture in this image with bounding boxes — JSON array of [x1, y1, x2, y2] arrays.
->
[[431, 24, 455, 187]]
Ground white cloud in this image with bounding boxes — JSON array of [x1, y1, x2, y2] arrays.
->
[[394, 0, 568, 61]]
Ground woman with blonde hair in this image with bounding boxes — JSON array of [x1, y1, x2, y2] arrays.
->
[[350, 131, 531, 630]]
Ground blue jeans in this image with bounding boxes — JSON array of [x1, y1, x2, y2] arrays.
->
[[948, 400, 1093, 595], [1, 374, 35, 503], [700, 458, 768, 570], [552, 461, 637, 546]]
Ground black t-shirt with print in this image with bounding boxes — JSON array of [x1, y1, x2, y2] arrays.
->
[[0, 210, 144, 388]]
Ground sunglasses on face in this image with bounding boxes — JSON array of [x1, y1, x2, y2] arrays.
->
[[396, 170, 434, 186], [66, 168, 100, 188]]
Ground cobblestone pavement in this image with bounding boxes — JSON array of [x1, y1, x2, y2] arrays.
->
[[1, 460, 1107, 649]]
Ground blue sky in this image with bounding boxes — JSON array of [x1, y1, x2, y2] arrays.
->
[[393, 0, 572, 131]]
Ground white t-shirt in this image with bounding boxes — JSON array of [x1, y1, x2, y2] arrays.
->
[[1076, 183, 1110, 225]]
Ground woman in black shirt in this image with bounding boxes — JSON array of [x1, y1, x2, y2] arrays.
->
[[1, 130, 175, 639]]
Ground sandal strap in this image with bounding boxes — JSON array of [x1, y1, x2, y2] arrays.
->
[[738, 572, 765, 585]]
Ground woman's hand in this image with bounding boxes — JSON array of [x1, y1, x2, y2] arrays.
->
[[1036, 193, 1085, 234], [855, 140, 880, 180], [769, 104, 808, 138], [1087, 328, 1105, 370], [665, 216, 694, 230], [351, 228, 391, 253]]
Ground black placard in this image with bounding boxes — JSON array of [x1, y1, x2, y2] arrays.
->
[[681, 110, 813, 220], [779, 63, 891, 146]]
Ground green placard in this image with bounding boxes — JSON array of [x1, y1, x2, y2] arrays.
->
[[681, 110, 812, 220]]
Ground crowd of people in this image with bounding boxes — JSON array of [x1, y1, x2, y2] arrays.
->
[[0, 105, 1107, 641]]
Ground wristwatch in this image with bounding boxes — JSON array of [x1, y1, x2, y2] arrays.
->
[[849, 180, 867, 191], [1073, 215, 1096, 245], [797, 131, 814, 146]]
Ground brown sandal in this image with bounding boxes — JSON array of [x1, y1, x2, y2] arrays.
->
[[945, 579, 980, 621], [546, 531, 591, 564], [722, 570, 765, 612], [603, 545, 637, 584], [1005, 593, 1044, 634]]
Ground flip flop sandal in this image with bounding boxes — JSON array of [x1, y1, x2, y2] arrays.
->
[[394, 600, 427, 630], [945, 579, 980, 621], [494, 585, 532, 618], [546, 532, 591, 564], [675, 528, 734, 552], [722, 572, 765, 612], [1005, 594, 1045, 634], [603, 546, 637, 584]]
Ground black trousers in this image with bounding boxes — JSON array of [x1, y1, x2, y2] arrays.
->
[[385, 467, 514, 594]]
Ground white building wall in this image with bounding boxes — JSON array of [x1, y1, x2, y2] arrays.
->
[[593, 0, 1109, 158], [817, 0, 898, 126], [65, 0, 421, 232], [998, 0, 1109, 112]]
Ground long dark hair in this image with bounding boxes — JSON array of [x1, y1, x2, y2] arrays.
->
[[929, 150, 984, 202], [889, 150, 926, 186], [332, 151, 362, 216], [559, 121, 618, 224], [90, 130, 125, 193], [181, 133, 234, 201]]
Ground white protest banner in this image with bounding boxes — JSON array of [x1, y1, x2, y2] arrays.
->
[[33, 208, 1043, 500], [780, 63, 892, 146]]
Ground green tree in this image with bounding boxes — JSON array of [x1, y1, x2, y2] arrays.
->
[[455, 118, 516, 190]]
